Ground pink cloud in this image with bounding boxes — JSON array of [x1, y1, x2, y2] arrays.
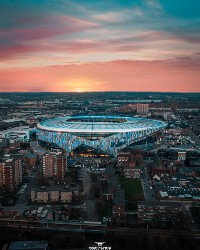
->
[[0, 15, 98, 40], [0, 14, 99, 59], [0, 28, 198, 61], [0, 59, 199, 92]]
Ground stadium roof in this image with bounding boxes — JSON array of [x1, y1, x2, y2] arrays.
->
[[37, 115, 167, 133]]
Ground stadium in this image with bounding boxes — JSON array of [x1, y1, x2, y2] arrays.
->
[[37, 115, 167, 156]]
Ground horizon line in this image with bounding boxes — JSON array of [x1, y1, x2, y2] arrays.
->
[[0, 91, 200, 94]]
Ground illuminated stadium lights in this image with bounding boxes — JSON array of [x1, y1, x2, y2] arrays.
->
[[37, 115, 167, 156]]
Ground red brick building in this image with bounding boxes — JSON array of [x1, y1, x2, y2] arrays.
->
[[117, 150, 141, 179], [24, 154, 37, 169], [0, 158, 22, 192], [42, 154, 54, 178], [117, 151, 132, 168], [42, 154, 67, 182], [56, 156, 67, 182]]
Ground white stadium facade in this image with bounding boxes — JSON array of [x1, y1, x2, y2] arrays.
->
[[37, 115, 167, 156]]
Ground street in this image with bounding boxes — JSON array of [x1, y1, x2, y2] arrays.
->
[[141, 165, 156, 201], [82, 161, 97, 221]]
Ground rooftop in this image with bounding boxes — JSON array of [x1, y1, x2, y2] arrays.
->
[[1, 126, 33, 133], [37, 115, 167, 133], [8, 241, 48, 250], [138, 201, 181, 207]]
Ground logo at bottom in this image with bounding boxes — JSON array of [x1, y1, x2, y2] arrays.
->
[[89, 242, 111, 250]]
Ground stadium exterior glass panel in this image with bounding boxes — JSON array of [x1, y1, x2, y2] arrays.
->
[[37, 115, 167, 156]]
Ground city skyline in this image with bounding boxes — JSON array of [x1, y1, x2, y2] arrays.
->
[[0, 0, 200, 92]]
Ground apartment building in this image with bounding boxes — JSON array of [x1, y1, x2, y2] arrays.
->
[[137, 104, 149, 114], [0, 158, 22, 192], [42, 154, 68, 182]]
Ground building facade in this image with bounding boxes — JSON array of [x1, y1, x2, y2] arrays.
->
[[137, 201, 182, 226], [31, 188, 74, 203], [137, 104, 149, 114], [42, 154, 67, 182], [37, 115, 167, 156], [0, 158, 22, 192]]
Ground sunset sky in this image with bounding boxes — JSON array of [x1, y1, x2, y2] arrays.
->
[[0, 0, 200, 92]]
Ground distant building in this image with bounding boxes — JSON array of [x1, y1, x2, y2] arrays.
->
[[42, 154, 68, 182], [137, 104, 149, 114], [0, 158, 22, 192]]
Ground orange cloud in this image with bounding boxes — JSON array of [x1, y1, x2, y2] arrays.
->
[[0, 59, 199, 92]]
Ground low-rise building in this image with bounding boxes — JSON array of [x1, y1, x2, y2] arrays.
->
[[124, 167, 141, 179], [0, 126, 33, 143], [30, 186, 76, 203], [117, 150, 142, 179], [60, 191, 72, 203], [155, 172, 200, 201], [49, 190, 59, 202], [35, 191, 49, 203], [137, 201, 182, 226], [151, 168, 172, 181]]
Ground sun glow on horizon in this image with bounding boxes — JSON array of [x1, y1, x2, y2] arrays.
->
[[63, 78, 97, 92], [74, 87, 85, 93]]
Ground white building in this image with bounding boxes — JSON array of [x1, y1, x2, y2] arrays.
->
[[0, 126, 34, 142], [137, 104, 149, 114]]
